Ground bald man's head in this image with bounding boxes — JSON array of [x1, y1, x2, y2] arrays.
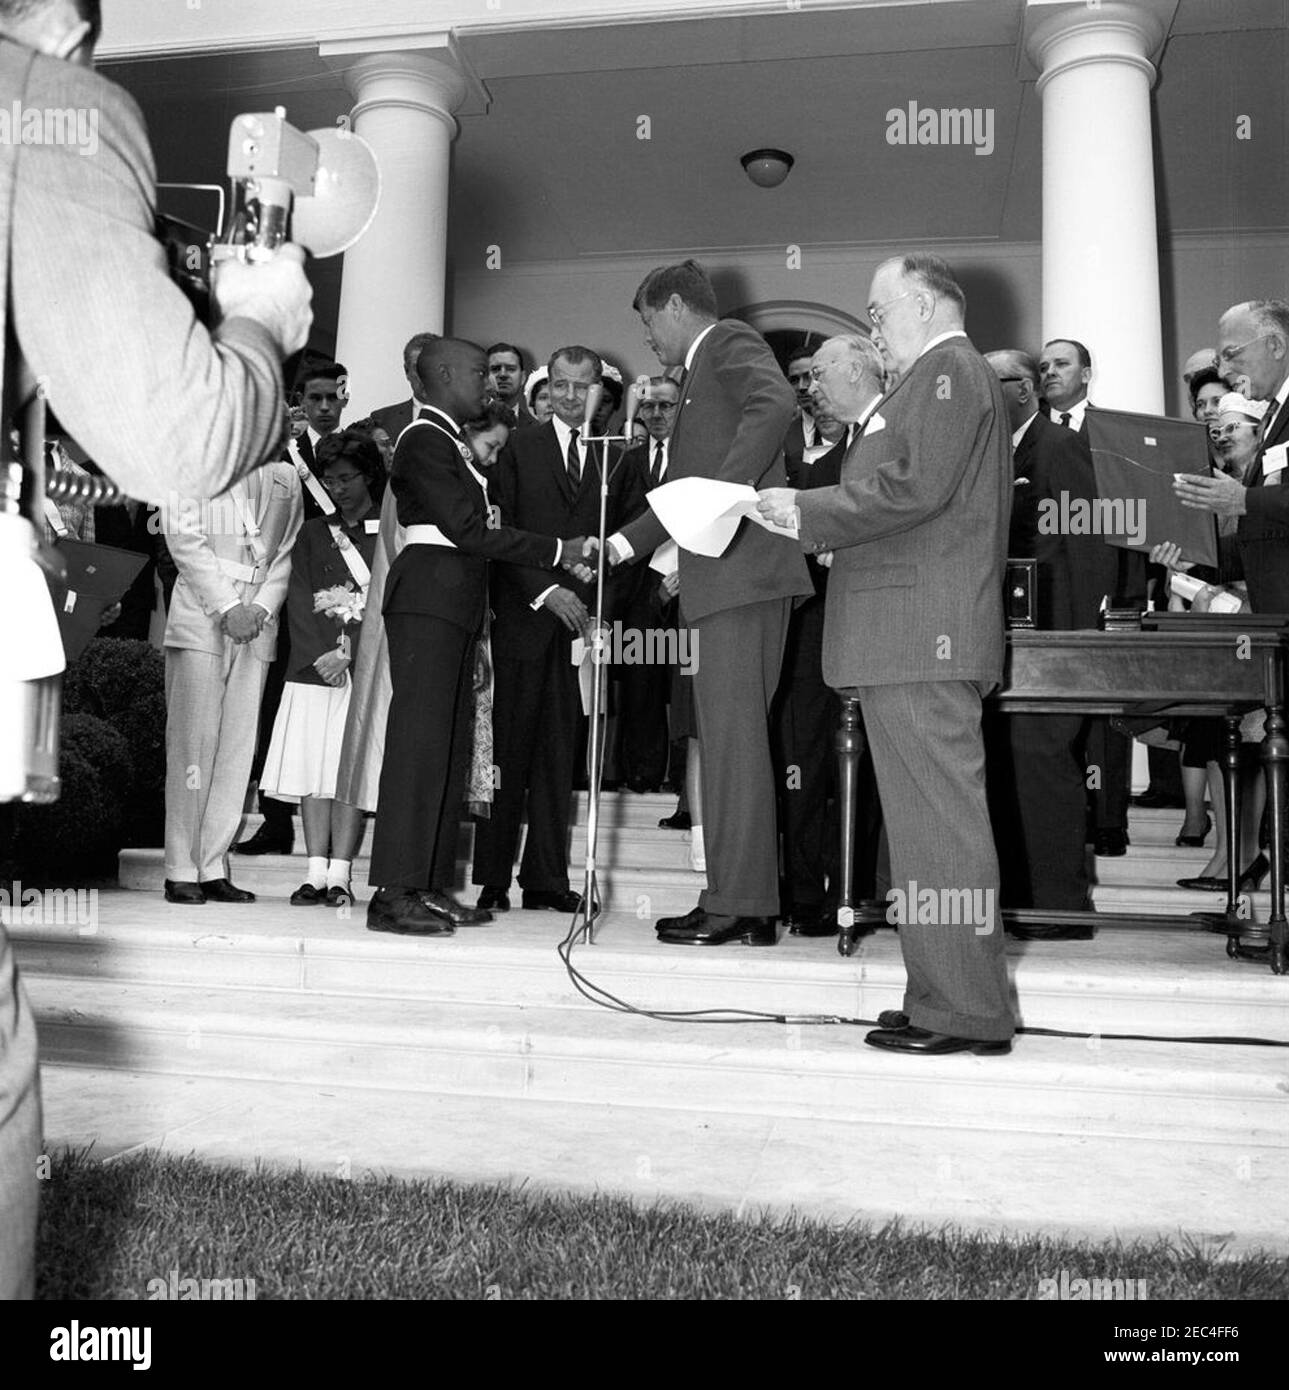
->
[[986, 349, 1041, 434]]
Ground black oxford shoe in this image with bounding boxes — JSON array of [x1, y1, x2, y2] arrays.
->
[[420, 890, 493, 926], [199, 878, 256, 904], [656, 910, 777, 947], [786, 910, 837, 938], [366, 888, 454, 936], [658, 809, 692, 831], [477, 887, 511, 912], [864, 1025, 1012, 1056], [163, 879, 205, 905], [232, 826, 293, 856], [521, 889, 584, 913], [325, 884, 355, 908], [290, 883, 325, 906], [1092, 828, 1129, 857]]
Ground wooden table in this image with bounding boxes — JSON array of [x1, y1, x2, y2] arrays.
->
[[835, 620, 1289, 974]]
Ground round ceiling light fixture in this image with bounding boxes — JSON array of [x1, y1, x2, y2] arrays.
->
[[740, 148, 794, 189]]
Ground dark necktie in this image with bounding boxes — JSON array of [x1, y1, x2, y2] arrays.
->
[[566, 428, 581, 489], [1060, 412, 1073, 429], [650, 441, 664, 487]]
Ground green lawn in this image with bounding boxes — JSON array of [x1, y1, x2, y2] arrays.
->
[[36, 1148, 1289, 1301]]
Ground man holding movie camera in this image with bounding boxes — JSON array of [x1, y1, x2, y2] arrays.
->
[[0, 0, 312, 1298]]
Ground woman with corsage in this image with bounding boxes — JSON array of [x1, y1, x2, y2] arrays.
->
[[260, 429, 383, 906]]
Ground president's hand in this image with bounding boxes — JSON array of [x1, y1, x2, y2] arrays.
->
[[1174, 471, 1247, 517], [660, 570, 680, 600], [757, 487, 800, 530], [221, 603, 264, 644], [212, 243, 314, 358], [543, 587, 590, 633]]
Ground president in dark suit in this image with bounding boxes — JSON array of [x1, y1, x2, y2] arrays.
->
[[760, 254, 1015, 1054], [607, 260, 813, 945], [367, 338, 595, 936], [984, 350, 1125, 934], [471, 347, 646, 912], [1176, 299, 1289, 613]]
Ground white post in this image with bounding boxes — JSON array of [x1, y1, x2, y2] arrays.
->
[[1028, 2, 1167, 413]]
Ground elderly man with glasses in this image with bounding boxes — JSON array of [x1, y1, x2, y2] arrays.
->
[[758, 253, 1015, 1056], [1175, 299, 1289, 612]]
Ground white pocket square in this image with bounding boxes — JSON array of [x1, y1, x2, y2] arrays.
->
[[1263, 443, 1288, 478], [865, 412, 887, 435]]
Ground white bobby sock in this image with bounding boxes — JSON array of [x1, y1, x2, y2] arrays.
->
[[327, 858, 352, 889], [306, 856, 328, 890]]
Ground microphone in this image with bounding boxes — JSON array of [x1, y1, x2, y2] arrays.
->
[[623, 375, 650, 442], [582, 383, 604, 436]]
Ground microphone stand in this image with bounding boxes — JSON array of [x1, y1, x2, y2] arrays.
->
[[575, 428, 631, 945]]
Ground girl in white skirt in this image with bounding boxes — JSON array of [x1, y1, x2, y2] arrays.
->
[[261, 430, 383, 905]]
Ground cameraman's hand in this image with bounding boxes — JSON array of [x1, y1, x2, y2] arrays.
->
[[543, 587, 589, 633], [222, 603, 264, 644], [212, 244, 313, 357]]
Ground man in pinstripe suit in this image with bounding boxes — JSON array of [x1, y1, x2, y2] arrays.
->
[[759, 253, 1015, 1055]]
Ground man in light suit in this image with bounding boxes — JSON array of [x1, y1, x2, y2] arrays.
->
[[0, 0, 310, 1301], [606, 260, 813, 946], [760, 253, 1015, 1055], [161, 465, 304, 904]]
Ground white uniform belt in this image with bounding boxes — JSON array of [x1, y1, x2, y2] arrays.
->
[[217, 557, 261, 582], [404, 524, 456, 549]]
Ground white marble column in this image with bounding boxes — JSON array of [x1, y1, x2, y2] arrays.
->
[[332, 51, 468, 417], [1027, 2, 1166, 413]]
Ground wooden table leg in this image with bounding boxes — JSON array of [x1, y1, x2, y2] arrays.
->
[[836, 693, 862, 958]]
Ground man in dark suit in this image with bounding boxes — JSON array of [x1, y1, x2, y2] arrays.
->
[[774, 336, 886, 937], [760, 253, 1015, 1055], [780, 345, 822, 478], [606, 260, 813, 947], [1039, 338, 1093, 433], [614, 375, 681, 794], [984, 349, 1124, 936], [472, 347, 646, 912], [1176, 299, 1289, 613], [367, 337, 596, 935], [369, 332, 438, 443]]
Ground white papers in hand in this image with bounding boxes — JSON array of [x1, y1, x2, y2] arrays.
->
[[646, 478, 798, 556], [649, 539, 679, 577]]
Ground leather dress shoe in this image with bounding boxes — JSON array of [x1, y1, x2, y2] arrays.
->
[[656, 909, 777, 946], [325, 884, 354, 908], [198, 878, 255, 903], [163, 879, 205, 905], [477, 887, 511, 912], [521, 889, 584, 913], [233, 825, 293, 856], [786, 910, 838, 938], [1177, 875, 1226, 892], [366, 888, 454, 936], [1093, 828, 1129, 857], [865, 1024, 1012, 1056], [658, 809, 692, 831], [1005, 922, 1095, 941], [420, 889, 493, 926], [877, 1010, 910, 1029], [290, 882, 325, 906]]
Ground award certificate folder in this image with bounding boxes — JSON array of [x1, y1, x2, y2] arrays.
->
[[51, 539, 149, 662], [1084, 407, 1218, 570]]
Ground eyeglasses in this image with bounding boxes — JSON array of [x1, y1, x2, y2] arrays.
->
[[639, 401, 677, 412], [1218, 333, 1272, 364], [995, 376, 1030, 385], [321, 473, 364, 491], [867, 291, 915, 327], [809, 361, 843, 381]]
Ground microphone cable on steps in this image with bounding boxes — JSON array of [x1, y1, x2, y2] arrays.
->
[[555, 898, 1289, 1049]]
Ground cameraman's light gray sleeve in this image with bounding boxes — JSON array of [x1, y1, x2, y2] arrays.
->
[[8, 49, 285, 505]]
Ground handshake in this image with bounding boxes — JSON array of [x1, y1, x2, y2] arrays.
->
[[560, 536, 602, 586]]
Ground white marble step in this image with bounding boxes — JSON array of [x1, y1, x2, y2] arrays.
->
[[26, 973, 1287, 1150], [41, 1067, 1288, 1252], [12, 893, 1287, 1043]]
